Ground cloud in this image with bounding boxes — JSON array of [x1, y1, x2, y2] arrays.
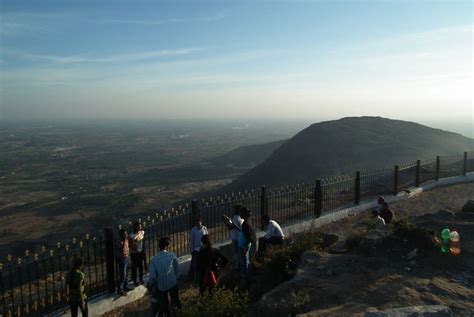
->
[[98, 12, 226, 26], [5, 47, 204, 64]]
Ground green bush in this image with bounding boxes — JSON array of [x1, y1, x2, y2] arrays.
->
[[177, 287, 249, 317]]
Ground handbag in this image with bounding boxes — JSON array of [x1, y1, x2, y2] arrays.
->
[[203, 269, 217, 288]]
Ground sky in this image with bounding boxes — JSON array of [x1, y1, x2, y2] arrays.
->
[[0, 0, 472, 127]]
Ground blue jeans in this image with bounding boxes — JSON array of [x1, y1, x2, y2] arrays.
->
[[232, 240, 240, 267], [239, 244, 251, 279], [117, 257, 129, 291]]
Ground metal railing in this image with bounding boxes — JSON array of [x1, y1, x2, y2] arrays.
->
[[1, 151, 472, 316]]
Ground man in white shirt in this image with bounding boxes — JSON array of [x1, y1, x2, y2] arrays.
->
[[258, 214, 285, 256], [188, 217, 208, 281], [371, 209, 386, 228]]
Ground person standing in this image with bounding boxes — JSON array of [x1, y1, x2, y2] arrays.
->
[[116, 228, 132, 295], [65, 258, 88, 317], [197, 234, 228, 294], [188, 217, 208, 281], [238, 207, 256, 283], [129, 222, 146, 286], [258, 215, 285, 256], [148, 237, 181, 317], [230, 205, 244, 267]]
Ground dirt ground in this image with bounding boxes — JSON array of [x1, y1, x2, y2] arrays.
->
[[102, 182, 474, 317]]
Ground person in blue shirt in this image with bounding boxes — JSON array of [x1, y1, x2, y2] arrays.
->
[[148, 237, 181, 317], [238, 207, 256, 283]]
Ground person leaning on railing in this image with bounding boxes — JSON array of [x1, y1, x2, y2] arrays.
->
[[65, 258, 88, 317]]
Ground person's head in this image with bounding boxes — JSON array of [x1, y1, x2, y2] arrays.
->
[[240, 207, 251, 220], [371, 209, 380, 218], [195, 217, 203, 228], [262, 214, 270, 225], [119, 228, 127, 240], [377, 196, 385, 204], [133, 222, 142, 233], [233, 204, 241, 215], [159, 237, 170, 251], [201, 234, 212, 249], [383, 202, 389, 208], [73, 257, 84, 270]]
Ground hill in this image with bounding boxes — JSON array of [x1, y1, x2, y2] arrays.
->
[[227, 117, 474, 190]]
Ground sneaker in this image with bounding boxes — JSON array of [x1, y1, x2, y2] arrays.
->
[[133, 281, 139, 287], [123, 286, 134, 292], [119, 290, 127, 296], [139, 280, 145, 285]]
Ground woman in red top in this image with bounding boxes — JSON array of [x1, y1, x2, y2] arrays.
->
[[197, 234, 228, 294]]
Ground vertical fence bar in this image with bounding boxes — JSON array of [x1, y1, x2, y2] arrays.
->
[[463, 151, 467, 176], [104, 228, 115, 293], [0, 264, 5, 317], [436, 156, 440, 181], [314, 179, 322, 218], [355, 171, 360, 205], [191, 200, 198, 228], [394, 165, 399, 196], [260, 186, 267, 230], [415, 160, 421, 187]]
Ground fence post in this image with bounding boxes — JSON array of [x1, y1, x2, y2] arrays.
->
[[463, 151, 467, 176], [191, 199, 198, 228], [415, 160, 420, 187], [355, 171, 360, 205], [260, 186, 267, 230], [104, 228, 116, 293], [394, 165, 399, 196], [314, 179, 322, 218], [436, 156, 440, 181]]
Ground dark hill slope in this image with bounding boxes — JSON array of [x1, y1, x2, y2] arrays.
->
[[227, 117, 474, 189]]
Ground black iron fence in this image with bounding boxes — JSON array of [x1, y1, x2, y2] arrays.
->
[[1, 151, 473, 316]]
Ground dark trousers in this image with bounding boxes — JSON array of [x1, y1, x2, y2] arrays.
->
[[116, 257, 129, 291], [131, 251, 146, 283], [258, 236, 284, 255], [150, 285, 181, 317], [69, 301, 88, 317], [188, 251, 198, 281]]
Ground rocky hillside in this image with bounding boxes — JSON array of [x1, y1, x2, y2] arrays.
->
[[227, 117, 474, 190]]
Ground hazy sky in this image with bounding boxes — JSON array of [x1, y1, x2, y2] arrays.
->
[[0, 0, 472, 124]]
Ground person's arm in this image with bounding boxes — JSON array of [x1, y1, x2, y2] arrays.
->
[[173, 256, 179, 277], [148, 258, 157, 284], [217, 250, 229, 268], [265, 222, 274, 239], [79, 277, 86, 307]]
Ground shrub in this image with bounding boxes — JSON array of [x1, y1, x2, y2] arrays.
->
[[177, 287, 249, 317], [248, 231, 325, 301], [345, 229, 368, 251]]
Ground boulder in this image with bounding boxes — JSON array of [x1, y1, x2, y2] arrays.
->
[[413, 210, 455, 225], [461, 200, 474, 213], [358, 228, 391, 256], [365, 305, 452, 317]]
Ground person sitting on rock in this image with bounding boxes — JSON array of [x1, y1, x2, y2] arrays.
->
[[376, 196, 386, 212], [379, 202, 394, 224], [258, 214, 285, 256], [371, 209, 386, 228]]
